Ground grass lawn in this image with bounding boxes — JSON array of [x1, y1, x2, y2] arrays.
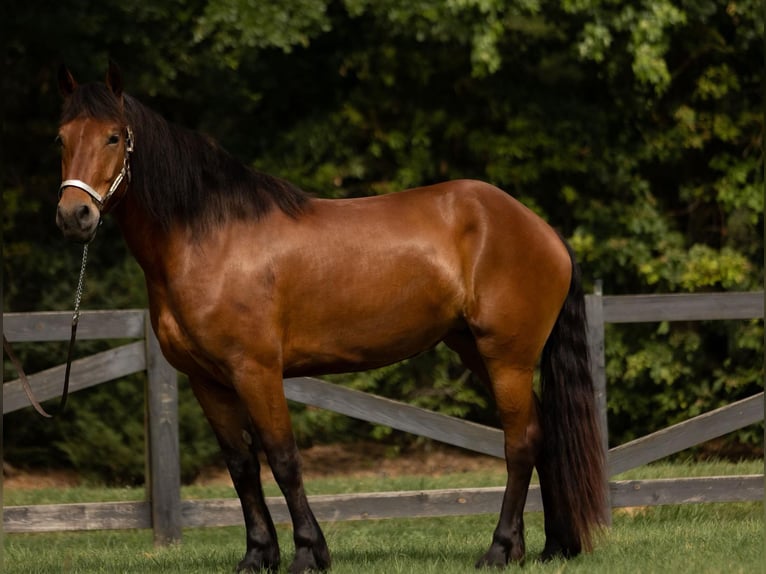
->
[[4, 459, 764, 573]]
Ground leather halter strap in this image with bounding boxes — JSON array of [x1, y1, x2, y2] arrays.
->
[[59, 126, 134, 212]]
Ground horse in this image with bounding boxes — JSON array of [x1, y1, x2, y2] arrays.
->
[[54, 62, 607, 573]]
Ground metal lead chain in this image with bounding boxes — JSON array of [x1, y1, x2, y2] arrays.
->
[[72, 244, 88, 326]]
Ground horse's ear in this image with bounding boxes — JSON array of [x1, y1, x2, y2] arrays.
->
[[58, 64, 77, 97], [106, 59, 124, 100]]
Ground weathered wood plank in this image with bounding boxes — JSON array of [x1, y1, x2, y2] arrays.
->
[[3, 341, 146, 414], [4, 501, 151, 532], [3, 310, 146, 342], [181, 486, 518, 528], [6, 476, 761, 533], [1, 487, 527, 533], [144, 313, 182, 546], [608, 393, 764, 476], [610, 475, 764, 507], [585, 290, 611, 524], [602, 292, 764, 323], [284, 377, 505, 458], [585, 293, 608, 450]]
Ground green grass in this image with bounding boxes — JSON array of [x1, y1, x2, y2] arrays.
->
[[4, 460, 764, 573], [4, 504, 762, 573]]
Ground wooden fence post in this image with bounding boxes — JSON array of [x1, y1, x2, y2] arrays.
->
[[144, 311, 182, 545], [585, 281, 611, 523]]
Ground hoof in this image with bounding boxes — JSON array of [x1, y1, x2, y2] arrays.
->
[[475, 552, 506, 569], [475, 541, 525, 569], [236, 547, 280, 573], [288, 545, 331, 574], [540, 538, 580, 561]]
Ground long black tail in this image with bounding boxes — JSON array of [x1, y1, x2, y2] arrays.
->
[[538, 241, 607, 556]]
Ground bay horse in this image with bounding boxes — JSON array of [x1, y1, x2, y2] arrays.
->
[[55, 63, 606, 573]]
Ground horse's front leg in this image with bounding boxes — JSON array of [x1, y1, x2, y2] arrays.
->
[[189, 377, 281, 572], [234, 363, 331, 574]]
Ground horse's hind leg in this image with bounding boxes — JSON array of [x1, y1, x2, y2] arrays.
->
[[475, 358, 541, 567], [189, 377, 281, 572], [446, 332, 541, 566]]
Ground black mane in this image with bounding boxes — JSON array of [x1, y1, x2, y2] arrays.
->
[[60, 83, 309, 232]]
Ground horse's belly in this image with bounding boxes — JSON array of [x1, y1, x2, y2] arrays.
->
[[282, 331, 452, 376], [282, 296, 463, 376]]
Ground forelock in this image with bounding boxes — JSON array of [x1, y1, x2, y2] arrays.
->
[[60, 82, 124, 124]]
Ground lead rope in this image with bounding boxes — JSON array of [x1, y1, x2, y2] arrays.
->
[[60, 243, 89, 413], [2, 244, 89, 417]]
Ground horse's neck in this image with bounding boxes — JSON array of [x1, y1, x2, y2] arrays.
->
[[114, 195, 174, 288]]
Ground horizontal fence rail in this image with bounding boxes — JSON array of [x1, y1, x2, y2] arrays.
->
[[601, 291, 764, 323], [4, 309, 146, 342], [3, 291, 764, 538], [5, 476, 763, 534], [3, 342, 146, 414]]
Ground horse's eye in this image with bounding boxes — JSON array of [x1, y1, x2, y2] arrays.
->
[[54, 134, 63, 147], [107, 133, 120, 146]]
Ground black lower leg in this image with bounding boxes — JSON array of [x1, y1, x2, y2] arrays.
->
[[222, 445, 281, 572], [266, 443, 330, 574], [476, 464, 531, 568]]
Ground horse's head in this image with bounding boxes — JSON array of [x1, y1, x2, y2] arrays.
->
[[56, 62, 133, 243]]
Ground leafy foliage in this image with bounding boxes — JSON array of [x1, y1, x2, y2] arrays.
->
[[3, 0, 762, 483]]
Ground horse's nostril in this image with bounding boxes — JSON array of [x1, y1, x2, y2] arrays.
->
[[76, 204, 91, 223], [56, 205, 69, 230]]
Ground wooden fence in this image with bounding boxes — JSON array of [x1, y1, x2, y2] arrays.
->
[[3, 310, 181, 544], [3, 292, 764, 542]]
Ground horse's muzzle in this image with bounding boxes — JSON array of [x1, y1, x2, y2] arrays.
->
[[56, 200, 100, 243]]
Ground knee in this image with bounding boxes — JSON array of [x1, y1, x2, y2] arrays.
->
[[221, 447, 261, 486], [267, 447, 303, 486]]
